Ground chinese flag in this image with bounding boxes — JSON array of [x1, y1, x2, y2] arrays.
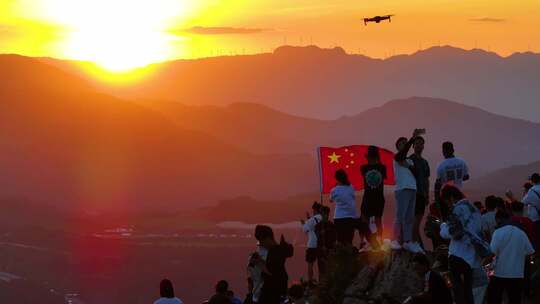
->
[[318, 145, 395, 194]]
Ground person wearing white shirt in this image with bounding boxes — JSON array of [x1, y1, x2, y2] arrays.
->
[[487, 209, 535, 304], [523, 173, 540, 240], [439, 185, 482, 304], [300, 202, 323, 283], [436, 141, 470, 189], [154, 279, 184, 304], [391, 129, 424, 254], [330, 169, 359, 245]]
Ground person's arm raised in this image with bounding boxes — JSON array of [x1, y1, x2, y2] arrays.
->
[[394, 129, 422, 164], [394, 139, 414, 163]]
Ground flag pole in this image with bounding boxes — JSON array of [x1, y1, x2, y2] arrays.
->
[[317, 146, 324, 205]]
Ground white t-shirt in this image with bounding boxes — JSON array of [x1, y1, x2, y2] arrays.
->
[[440, 199, 483, 268], [490, 225, 535, 278], [523, 185, 540, 222], [393, 159, 417, 191], [303, 214, 323, 249], [440, 222, 481, 268], [436, 157, 469, 188], [154, 297, 184, 304], [330, 185, 359, 219]]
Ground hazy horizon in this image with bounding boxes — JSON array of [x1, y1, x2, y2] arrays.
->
[[2, 0, 540, 71], [5, 43, 540, 70]]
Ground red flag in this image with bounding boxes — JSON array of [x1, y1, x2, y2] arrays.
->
[[318, 145, 395, 194]]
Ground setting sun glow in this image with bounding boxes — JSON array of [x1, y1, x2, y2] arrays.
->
[[3, 0, 539, 76], [36, 0, 189, 71]]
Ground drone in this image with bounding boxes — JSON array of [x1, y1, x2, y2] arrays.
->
[[364, 15, 394, 25]]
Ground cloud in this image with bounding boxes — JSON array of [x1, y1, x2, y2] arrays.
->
[[177, 26, 272, 35], [469, 17, 506, 23]]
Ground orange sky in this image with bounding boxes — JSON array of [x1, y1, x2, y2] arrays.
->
[[1, 0, 539, 71]]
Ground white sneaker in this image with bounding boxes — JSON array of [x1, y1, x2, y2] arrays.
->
[[403, 241, 424, 253], [390, 240, 402, 250]]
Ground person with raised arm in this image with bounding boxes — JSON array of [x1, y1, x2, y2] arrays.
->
[[255, 225, 294, 304], [391, 129, 424, 253]]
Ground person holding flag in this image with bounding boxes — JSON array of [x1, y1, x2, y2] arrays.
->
[[318, 144, 395, 247]]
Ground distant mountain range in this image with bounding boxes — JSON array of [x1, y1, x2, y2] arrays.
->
[[2, 53, 540, 215], [201, 160, 540, 225], [142, 97, 540, 177], [467, 160, 540, 197], [0, 55, 318, 212], [50, 45, 540, 122]]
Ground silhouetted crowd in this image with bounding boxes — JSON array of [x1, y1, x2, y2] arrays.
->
[[153, 129, 539, 304]]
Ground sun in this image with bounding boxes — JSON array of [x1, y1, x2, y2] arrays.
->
[[35, 0, 191, 72]]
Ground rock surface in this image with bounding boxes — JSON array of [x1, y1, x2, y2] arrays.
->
[[343, 251, 424, 304]]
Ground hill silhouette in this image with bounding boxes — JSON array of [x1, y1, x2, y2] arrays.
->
[[1, 54, 92, 94], [0, 55, 318, 213], [3, 54, 540, 214], [64, 45, 540, 122], [143, 97, 540, 177], [468, 160, 540, 197]]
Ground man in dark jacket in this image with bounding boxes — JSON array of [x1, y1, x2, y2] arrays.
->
[[254, 225, 294, 304]]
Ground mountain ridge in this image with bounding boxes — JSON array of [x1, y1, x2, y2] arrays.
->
[[141, 96, 540, 177], [116, 45, 540, 122]]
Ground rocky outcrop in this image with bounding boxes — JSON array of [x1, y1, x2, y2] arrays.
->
[[343, 251, 424, 304]]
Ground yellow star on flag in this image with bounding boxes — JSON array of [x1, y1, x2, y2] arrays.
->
[[328, 152, 341, 164]]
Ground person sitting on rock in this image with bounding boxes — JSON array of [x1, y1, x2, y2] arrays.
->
[[411, 253, 453, 304]]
